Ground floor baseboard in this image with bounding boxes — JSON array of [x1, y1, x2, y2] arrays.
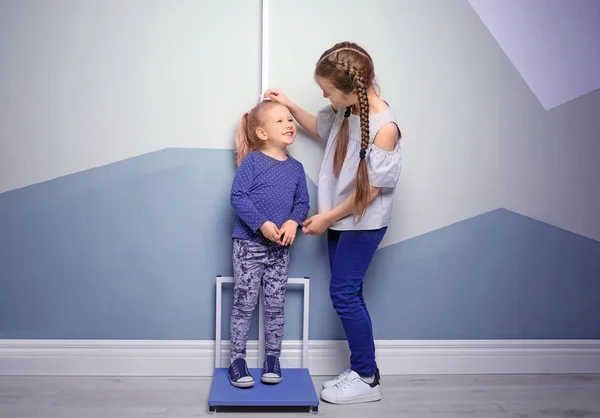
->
[[1, 339, 599, 376]]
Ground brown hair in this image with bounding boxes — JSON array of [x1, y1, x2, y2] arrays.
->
[[235, 100, 280, 167], [315, 42, 375, 219]]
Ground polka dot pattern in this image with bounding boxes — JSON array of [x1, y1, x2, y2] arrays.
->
[[231, 151, 310, 246]]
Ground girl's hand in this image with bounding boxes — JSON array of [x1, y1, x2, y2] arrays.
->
[[260, 221, 282, 244], [302, 213, 332, 236], [279, 220, 298, 246], [263, 89, 292, 107]]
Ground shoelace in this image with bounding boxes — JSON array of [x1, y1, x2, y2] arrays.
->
[[264, 358, 280, 374], [334, 369, 351, 382], [335, 375, 357, 390]]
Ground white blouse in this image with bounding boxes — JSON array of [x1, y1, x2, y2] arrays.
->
[[316, 105, 403, 230]]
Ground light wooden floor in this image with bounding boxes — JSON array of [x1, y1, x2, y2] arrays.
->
[[1, 374, 599, 417]]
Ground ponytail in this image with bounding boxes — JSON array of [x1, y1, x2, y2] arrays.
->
[[234, 101, 280, 167], [235, 112, 253, 167]]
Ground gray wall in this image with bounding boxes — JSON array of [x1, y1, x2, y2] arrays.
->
[[1, 0, 599, 341]]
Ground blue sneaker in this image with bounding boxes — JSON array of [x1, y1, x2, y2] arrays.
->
[[261, 355, 282, 384], [228, 358, 254, 388]]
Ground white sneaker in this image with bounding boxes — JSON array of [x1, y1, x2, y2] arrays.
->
[[320, 370, 382, 405], [322, 368, 352, 389]]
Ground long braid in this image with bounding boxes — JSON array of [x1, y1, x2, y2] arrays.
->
[[315, 41, 375, 218], [330, 61, 353, 178], [350, 69, 370, 154], [348, 67, 371, 219]]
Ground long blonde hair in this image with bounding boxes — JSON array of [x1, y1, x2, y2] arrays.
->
[[315, 42, 376, 219], [235, 100, 280, 167]]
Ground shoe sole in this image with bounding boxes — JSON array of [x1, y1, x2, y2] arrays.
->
[[229, 379, 255, 388], [261, 375, 282, 384], [320, 391, 382, 405]]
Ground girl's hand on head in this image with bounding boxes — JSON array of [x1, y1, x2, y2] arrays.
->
[[260, 221, 283, 245], [279, 220, 298, 246], [301, 213, 331, 236], [263, 89, 292, 107]]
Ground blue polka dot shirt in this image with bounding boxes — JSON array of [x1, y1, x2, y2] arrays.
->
[[231, 151, 310, 246]]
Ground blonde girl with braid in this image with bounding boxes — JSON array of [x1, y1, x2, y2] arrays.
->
[[264, 41, 402, 404]]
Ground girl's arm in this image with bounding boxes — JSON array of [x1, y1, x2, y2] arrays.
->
[[280, 166, 311, 246], [288, 102, 318, 138], [289, 167, 311, 225], [301, 186, 379, 236], [230, 155, 268, 232], [264, 89, 323, 143], [323, 186, 380, 225]]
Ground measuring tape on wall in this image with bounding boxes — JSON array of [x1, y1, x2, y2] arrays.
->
[[260, 0, 269, 101]]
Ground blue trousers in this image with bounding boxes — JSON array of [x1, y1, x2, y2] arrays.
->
[[327, 227, 387, 376]]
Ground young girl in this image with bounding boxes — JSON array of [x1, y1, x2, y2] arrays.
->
[[264, 41, 402, 404], [227, 99, 310, 388]]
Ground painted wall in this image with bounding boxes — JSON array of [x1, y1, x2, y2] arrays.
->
[[467, 0, 600, 241], [1, 0, 599, 341], [0, 0, 261, 194]]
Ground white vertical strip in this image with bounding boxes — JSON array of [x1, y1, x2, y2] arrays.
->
[[302, 279, 310, 368], [257, 0, 269, 368], [258, 288, 265, 368], [260, 0, 269, 100], [214, 276, 223, 368]]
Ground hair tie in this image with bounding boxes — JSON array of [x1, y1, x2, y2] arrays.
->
[[344, 107, 351, 118], [359, 149, 366, 159]]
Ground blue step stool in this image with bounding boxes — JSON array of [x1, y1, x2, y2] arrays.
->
[[208, 276, 319, 414]]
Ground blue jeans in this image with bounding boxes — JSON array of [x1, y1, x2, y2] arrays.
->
[[327, 227, 387, 376]]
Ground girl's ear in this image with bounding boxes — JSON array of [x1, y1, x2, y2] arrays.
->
[[255, 126, 268, 141]]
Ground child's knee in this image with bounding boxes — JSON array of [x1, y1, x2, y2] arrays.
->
[[263, 293, 286, 310], [330, 288, 360, 311], [264, 304, 285, 315]]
